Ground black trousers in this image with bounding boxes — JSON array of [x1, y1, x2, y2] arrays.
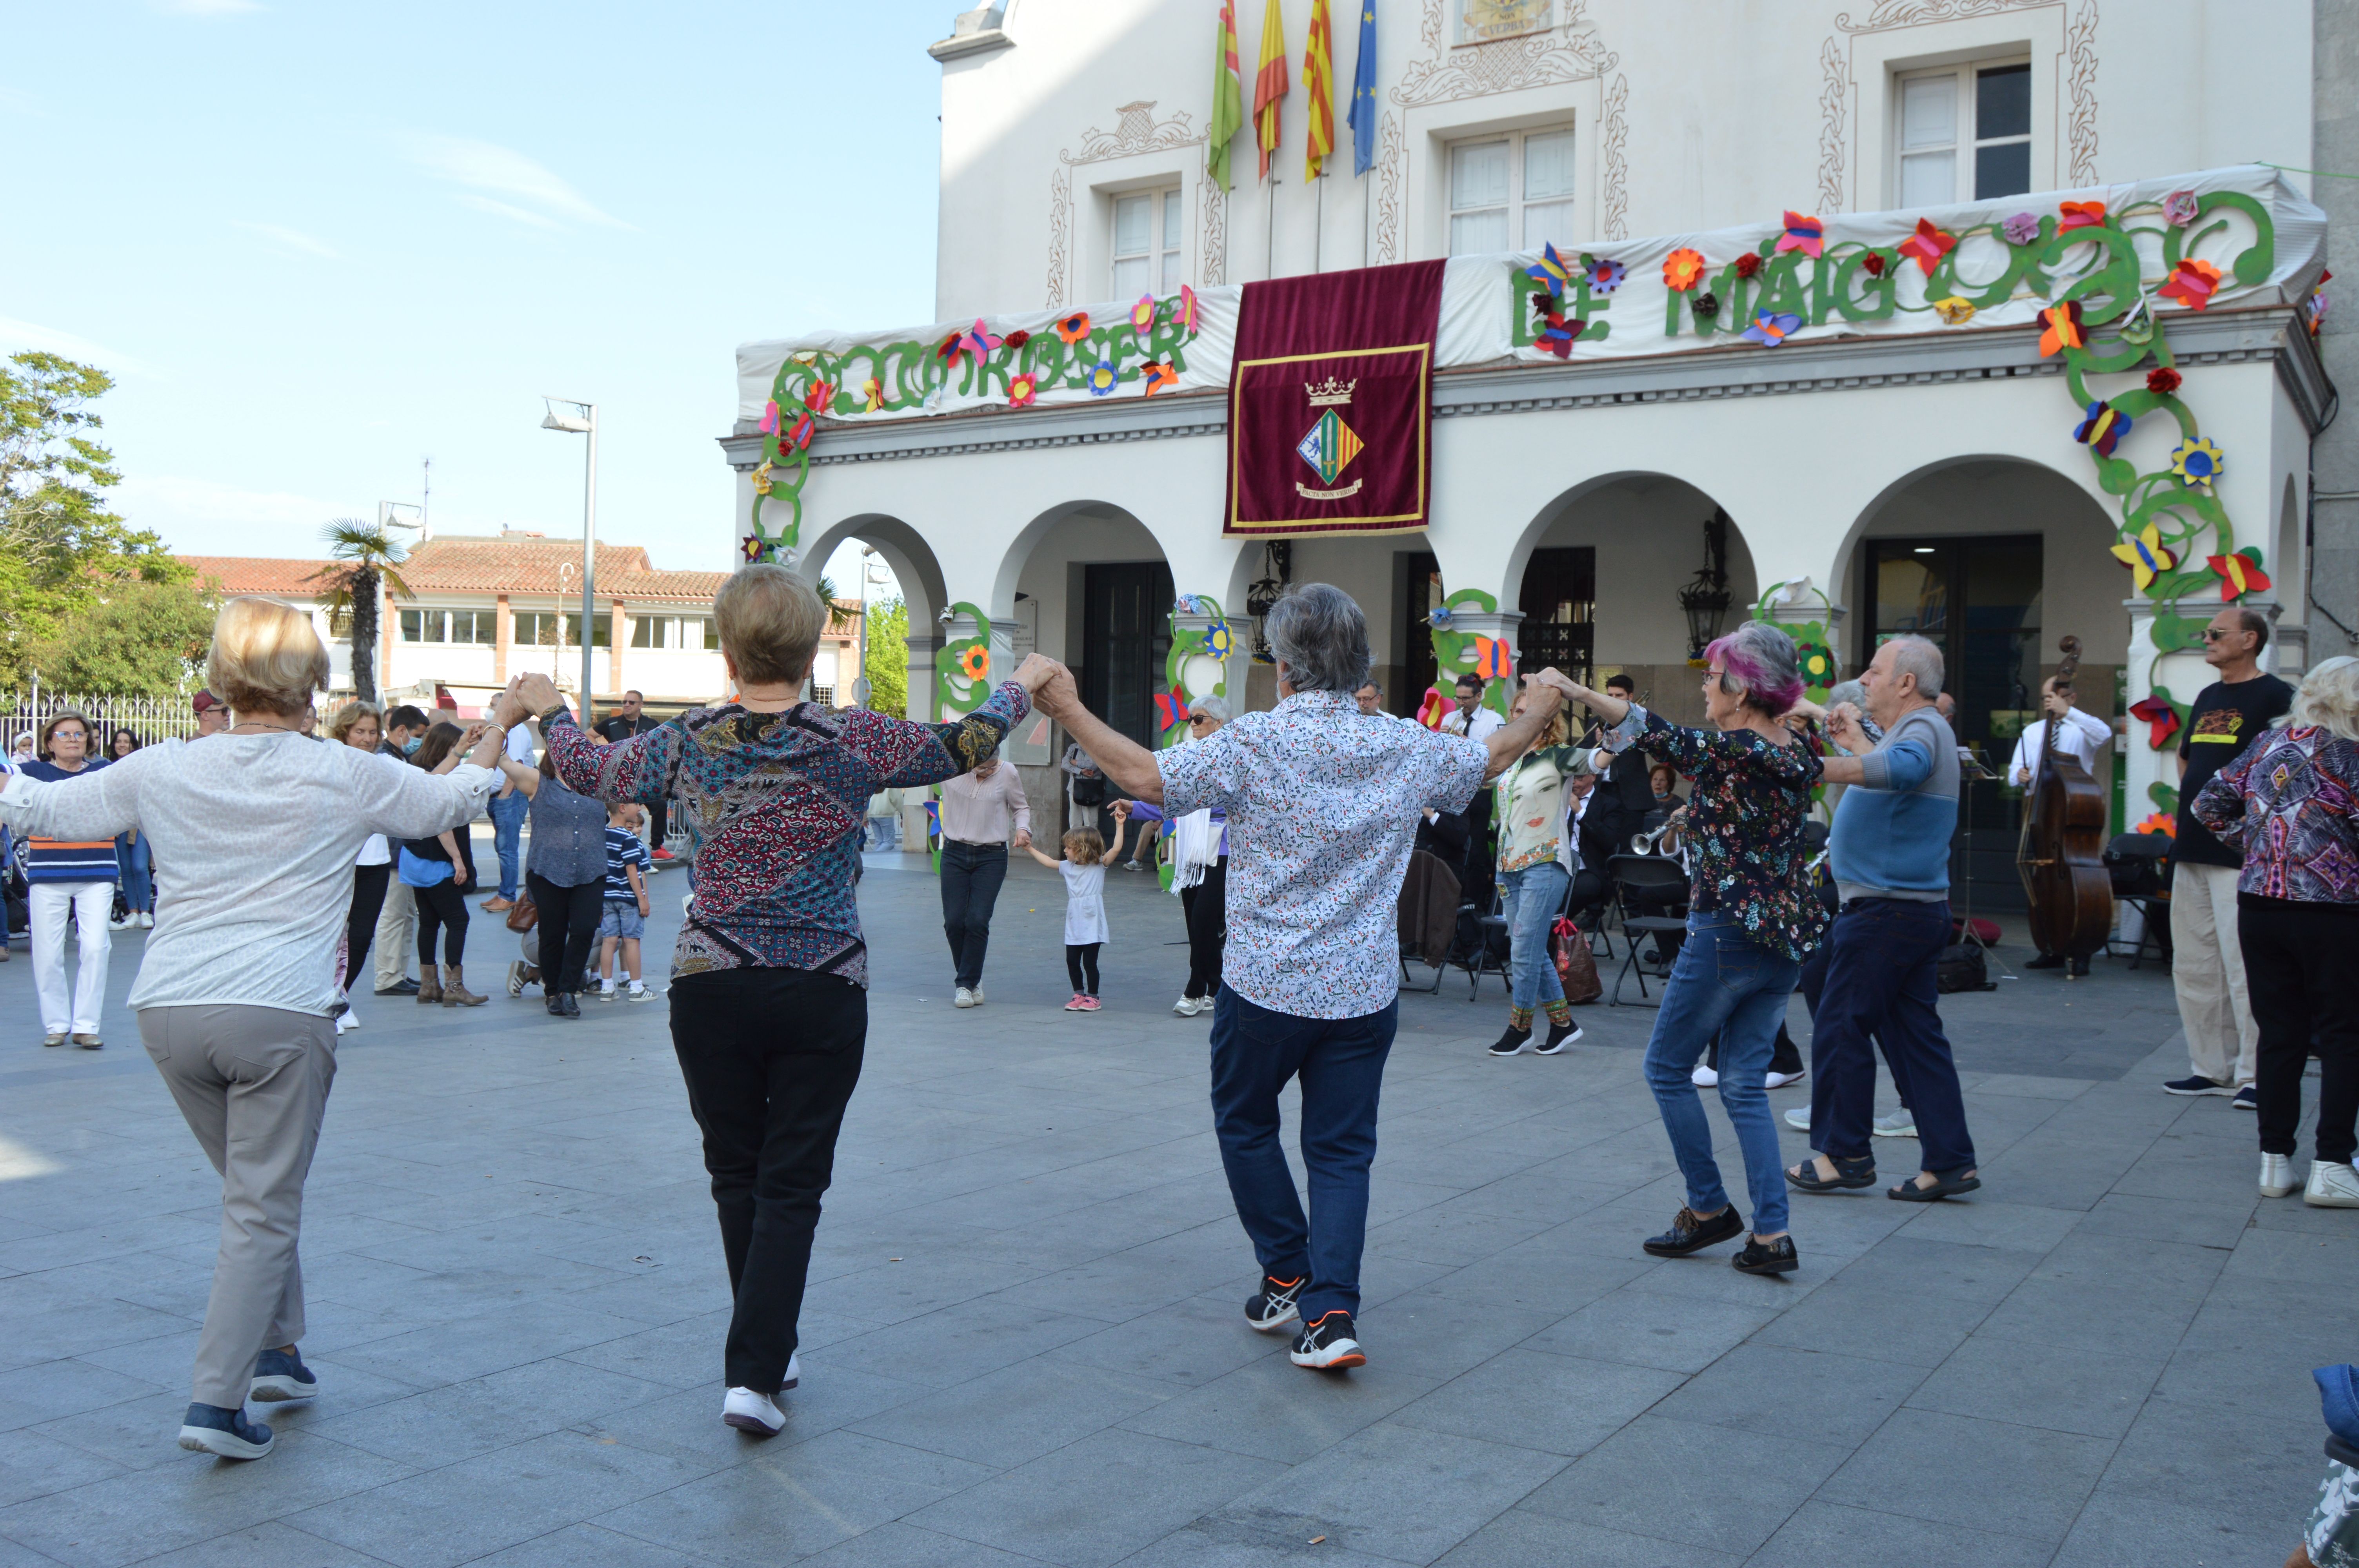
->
[[939, 841, 1008, 989], [1180, 858, 1228, 1000], [671, 966, 866, 1393], [648, 797, 668, 853], [2240, 900, 2359, 1164], [1066, 942, 1102, 995], [413, 879, 469, 967], [343, 863, 391, 993], [528, 872, 603, 996]]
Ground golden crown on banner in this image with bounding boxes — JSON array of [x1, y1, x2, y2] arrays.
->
[[1304, 376, 1357, 407]]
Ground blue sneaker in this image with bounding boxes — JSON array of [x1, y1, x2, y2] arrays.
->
[[250, 1347, 318, 1403], [178, 1403, 273, 1460]]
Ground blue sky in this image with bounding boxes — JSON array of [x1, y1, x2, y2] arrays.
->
[[1, 0, 946, 580]]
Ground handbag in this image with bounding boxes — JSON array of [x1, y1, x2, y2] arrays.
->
[[505, 892, 539, 933], [1552, 916, 1603, 1005], [1070, 773, 1109, 808]]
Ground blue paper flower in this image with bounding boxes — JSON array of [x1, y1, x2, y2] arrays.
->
[[1741, 310, 1802, 347], [1086, 359, 1119, 397], [1587, 256, 1627, 294]]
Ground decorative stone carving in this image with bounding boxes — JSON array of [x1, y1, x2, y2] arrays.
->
[[1600, 72, 1628, 240], [1046, 102, 1210, 310]]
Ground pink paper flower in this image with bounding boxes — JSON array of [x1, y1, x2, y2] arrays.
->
[[2001, 212, 2041, 246], [2164, 189, 2200, 227]]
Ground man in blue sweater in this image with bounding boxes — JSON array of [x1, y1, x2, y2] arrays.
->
[[1787, 635, 1981, 1202]]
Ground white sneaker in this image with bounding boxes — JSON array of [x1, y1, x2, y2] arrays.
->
[[1691, 1065, 1719, 1088], [1172, 996, 1202, 1017], [1766, 1070, 1805, 1089], [722, 1386, 785, 1436], [969, 987, 985, 1006], [335, 1009, 360, 1035], [138, 911, 153, 929], [1872, 1112, 1919, 1139], [953, 987, 977, 1009], [108, 914, 134, 932], [2260, 1152, 2298, 1198], [1784, 1108, 1812, 1132], [2304, 1160, 2359, 1208]]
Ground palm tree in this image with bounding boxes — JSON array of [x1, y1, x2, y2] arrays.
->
[[815, 574, 860, 631], [311, 519, 414, 704]]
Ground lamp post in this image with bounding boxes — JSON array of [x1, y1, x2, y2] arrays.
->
[[540, 397, 598, 709]]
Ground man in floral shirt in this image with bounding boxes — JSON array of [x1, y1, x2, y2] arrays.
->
[[1034, 584, 1569, 1373]]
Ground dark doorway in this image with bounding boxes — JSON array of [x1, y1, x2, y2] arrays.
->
[[1518, 547, 1596, 686], [1397, 550, 1445, 717], [1858, 534, 2043, 914], [1081, 561, 1175, 750]]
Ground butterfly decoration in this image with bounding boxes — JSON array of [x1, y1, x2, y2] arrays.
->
[[2057, 200, 2108, 232], [2205, 548, 2271, 601], [1662, 248, 1706, 291], [782, 412, 815, 453], [1176, 284, 1201, 333], [758, 400, 780, 435], [2159, 258, 2223, 312], [1472, 637, 1512, 680], [1130, 295, 1156, 334], [2037, 301, 2084, 357], [2072, 400, 2131, 459], [1054, 312, 1092, 343], [1085, 359, 1120, 397], [2109, 523, 2178, 592], [2128, 694, 2182, 750], [803, 380, 836, 414], [1524, 241, 1575, 299], [2170, 436, 2225, 491], [862, 378, 885, 413], [1007, 372, 1039, 409], [1776, 211, 1825, 259], [1897, 217, 1956, 276], [956, 318, 1002, 364], [1741, 310, 1803, 347], [1153, 691, 1191, 731], [1933, 296, 1976, 326], [1142, 360, 1180, 396]]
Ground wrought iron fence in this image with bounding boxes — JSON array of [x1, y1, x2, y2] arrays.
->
[[1, 678, 239, 757]]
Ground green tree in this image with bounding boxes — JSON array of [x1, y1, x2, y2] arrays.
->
[[27, 578, 218, 695], [311, 519, 414, 704], [0, 352, 189, 688], [865, 597, 908, 718], [815, 575, 859, 631]]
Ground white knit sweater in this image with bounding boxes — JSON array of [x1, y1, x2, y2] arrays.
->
[[0, 734, 495, 1016]]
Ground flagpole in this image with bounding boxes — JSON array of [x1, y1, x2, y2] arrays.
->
[[1315, 171, 1325, 273], [1266, 176, 1277, 279]]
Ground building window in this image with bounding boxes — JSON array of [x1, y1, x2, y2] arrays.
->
[[1446, 126, 1575, 256], [514, 611, 561, 647], [1897, 60, 2031, 207], [397, 609, 494, 645], [564, 612, 612, 650], [630, 614, 666, 650], [698, 616, 720, 651], [1112, 186, 1183, 299]]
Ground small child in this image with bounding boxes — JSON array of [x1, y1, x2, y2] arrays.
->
[[596, 802, 654, 1002], [1025, 800, 1127, 1012]]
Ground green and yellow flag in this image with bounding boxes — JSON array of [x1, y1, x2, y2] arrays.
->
[[1254, 0, 1289, 181], [1209, 0, 1245, 192], [1303, 0, 1334, 181]]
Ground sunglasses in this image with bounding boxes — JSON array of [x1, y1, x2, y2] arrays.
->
[[1186, 713, 1213, 725], [2200, 628, 2248, 642]]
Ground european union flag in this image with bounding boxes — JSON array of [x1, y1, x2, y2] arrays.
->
[[1346, 1, 1376, 176]]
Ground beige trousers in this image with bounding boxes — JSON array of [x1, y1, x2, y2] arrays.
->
[[373, 877, 416, 991], [2170, 862, 2258, 1087], [138, 1005, 336, 1410]]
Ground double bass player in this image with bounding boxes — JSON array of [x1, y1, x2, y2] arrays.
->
[[2012, 673, 2114, 977]]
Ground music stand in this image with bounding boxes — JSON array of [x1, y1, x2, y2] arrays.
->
[[1956, 744, 2014, 980]]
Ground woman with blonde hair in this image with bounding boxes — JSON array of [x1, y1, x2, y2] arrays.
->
[[0, 597, 524, 1460], [20, 708, 117, 1046], [1485, 682, 1600, 1058], [2194, 655, 2359, 1207]]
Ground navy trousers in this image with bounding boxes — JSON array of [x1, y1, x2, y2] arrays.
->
[[1808, 898, 1975, 1171]]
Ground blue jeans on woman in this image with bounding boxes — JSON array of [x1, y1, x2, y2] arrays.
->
[[1643, 909, 1801, 1237], [1501, 862, 1569, 1010], [115, 832, 152, 914]]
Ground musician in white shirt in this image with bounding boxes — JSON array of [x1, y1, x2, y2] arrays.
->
[[1439, 673, 1504, 743], [2009, 678, 2111, 787]]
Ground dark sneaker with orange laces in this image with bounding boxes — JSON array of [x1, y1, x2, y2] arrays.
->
[[1290, 1311, 1365, 1370], [1245, 1275, 1304, 1332]]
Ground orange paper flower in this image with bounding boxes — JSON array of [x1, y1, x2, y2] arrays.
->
[[2057, 200, 2108, 232], [2159, 257, 2224, 312], [1142, 360, 1180, 396], [1663, 247, 1706, 291], [958, 644, 990, 682]]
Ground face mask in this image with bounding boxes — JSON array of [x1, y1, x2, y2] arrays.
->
[[401, 736, 423, 757]]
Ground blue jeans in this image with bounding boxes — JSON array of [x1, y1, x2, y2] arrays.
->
[[1809, 898, 1974, 1171], [488, 791, 529, 900], [1501, 863, 1569, 1010], [115, 833, 152, 913], [1642, 910, 1801, 1237], [1209, 991, 1396, 1324]]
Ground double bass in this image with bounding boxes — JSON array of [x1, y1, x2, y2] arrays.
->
[[2014, 634, 2113, 972]]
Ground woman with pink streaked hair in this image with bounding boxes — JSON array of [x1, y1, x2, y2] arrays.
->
[[1554, 620, 1824, 1277]]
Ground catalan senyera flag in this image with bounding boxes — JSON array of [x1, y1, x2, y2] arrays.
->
[[1208, 0, 1245, 192], [1303, 0, 1334, 182], [1254, 0, 1289, 181]]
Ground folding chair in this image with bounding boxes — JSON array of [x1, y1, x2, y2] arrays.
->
[[1457, 888, 1511, 1001], [1607, 853, 1689, 1007]]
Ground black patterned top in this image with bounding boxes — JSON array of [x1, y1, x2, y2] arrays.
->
[[1608, 704, 1826, 960]]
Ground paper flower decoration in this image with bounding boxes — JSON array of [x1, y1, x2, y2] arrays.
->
[[740, 534, 768, 564], [1898, 217, 1956, 276], [1153, 690, 1191, 731], [1054, 312, 1091, 344], [1734, 252, 1762, 280], [2073, 400, 2132, 458], [1472, 636, 1512, 680], [2001, 212, 2041, 246], [782, 411, 815, 452], [2133, 811, 2177, 838], [1085, 359, 1119, 397], [803, 380, 836, 414], [861, 378, 885, 413], [1004, 329, 1030, 350], [1130, 295, 1156, 334], [1933, 296, 1976, 326], [2206, 548, 2272, 600], [1741, 310, 1802, 347], [1534, 309, 1580, 358], [957, 644, 991, 683], [1415, 687, 1448, 729], [2170, 436, 2225, 490], [936, 333, 961, 363], [2057, 200, 2108, 232], [2129, 694, 2182, 750], [1861, 251, 1886, 277], [1203, 619, 1235, 660], [758, 400, 780, 435], [2164, 189, 2200, 227], [1142, 359, 1180, 396], [2110, 523, 2179, 591], [1177, 284, 1201, 332], [1006, 372, 1038, 408], [1525, 241, 1575, 299], [2037, 300, 2085, 357], [2146, 367, 2182, 396], [2308, 279, 2331, 336], [1776, 211, 1825, 259], [750, 459, 775, 496], [1663, 248, 1706, 291], [2159, 257, 2224, 311], [1792, 638, 1836, 690], [791, 351, 818, 365], [1692, 291, 1720, 320], [1587, 256, 1627, 294]]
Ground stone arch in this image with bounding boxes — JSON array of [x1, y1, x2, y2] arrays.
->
[[792, 513, 950, 718]]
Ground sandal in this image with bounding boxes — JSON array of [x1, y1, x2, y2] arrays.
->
[[1888, 1165, 1981, 1202], [1785, 1154, 1876, 1193]]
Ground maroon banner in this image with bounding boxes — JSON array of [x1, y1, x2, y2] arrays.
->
[[1224, 260, 1445, 538]]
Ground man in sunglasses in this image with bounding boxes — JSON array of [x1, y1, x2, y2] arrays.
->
[[2165, 605, 2292, 1109]]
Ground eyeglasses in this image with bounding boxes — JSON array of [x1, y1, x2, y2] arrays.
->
[[1186, 713, 1212, 726], [2201, 628, 2248, 643]]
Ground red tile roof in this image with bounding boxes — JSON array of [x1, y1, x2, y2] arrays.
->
[[181, 556, 338, 597], [178, 536, 732, 607]]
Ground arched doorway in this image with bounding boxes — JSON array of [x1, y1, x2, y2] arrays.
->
[[795, 513, 949, 720]]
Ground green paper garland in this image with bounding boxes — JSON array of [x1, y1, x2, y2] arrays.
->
[[1162, 597, 1234, 750], [1429, 588, 1512, 717], [933, 600, 994, 720]]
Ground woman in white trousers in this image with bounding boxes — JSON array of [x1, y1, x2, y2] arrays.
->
[[19, 710, 115, 1047]]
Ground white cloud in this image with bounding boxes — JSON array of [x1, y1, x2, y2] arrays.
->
[[153, 0, 263, 14], [232, 221, 339, 259], [0, 316, 157, 378], [455, 194, 562, 232], [407, 134, 632, 230]]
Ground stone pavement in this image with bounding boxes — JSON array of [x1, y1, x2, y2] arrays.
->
[[0, 845, 2346, 1567]]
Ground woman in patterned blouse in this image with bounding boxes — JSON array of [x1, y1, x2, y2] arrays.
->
[[506, 565, 1056, 1440], [2192, 654, 2359, 1209], [1556, 621, 1824, 1276], [1487, 685, 1604, 1058]]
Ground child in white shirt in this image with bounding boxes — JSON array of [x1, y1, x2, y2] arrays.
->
[[1025, 801, 1127, 1012]]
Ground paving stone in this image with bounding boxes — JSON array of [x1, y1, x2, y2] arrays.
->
[[1519, 1414, 1840, 1556], [1651, 1342, 1925, 1445], [908, 1428, 1269, 1567], [1390, 1348, 1683, 1457], [1904, 1333, 2160, 1439], [1819, 1407, 2115, 1543], [1210, 1421, 1564, 1566], [1745, 1500, 2052, 1568], [1430, 1509, 1734, 1567]]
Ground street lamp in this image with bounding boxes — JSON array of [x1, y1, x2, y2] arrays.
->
[[540, 397, 598, 709]]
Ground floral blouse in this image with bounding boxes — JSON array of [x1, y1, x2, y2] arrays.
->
[[2192, 724, 2359, 906], [1608, 704, 1826, 960]]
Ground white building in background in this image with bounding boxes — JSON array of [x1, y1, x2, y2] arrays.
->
[[724, 0, 2348, 911]]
